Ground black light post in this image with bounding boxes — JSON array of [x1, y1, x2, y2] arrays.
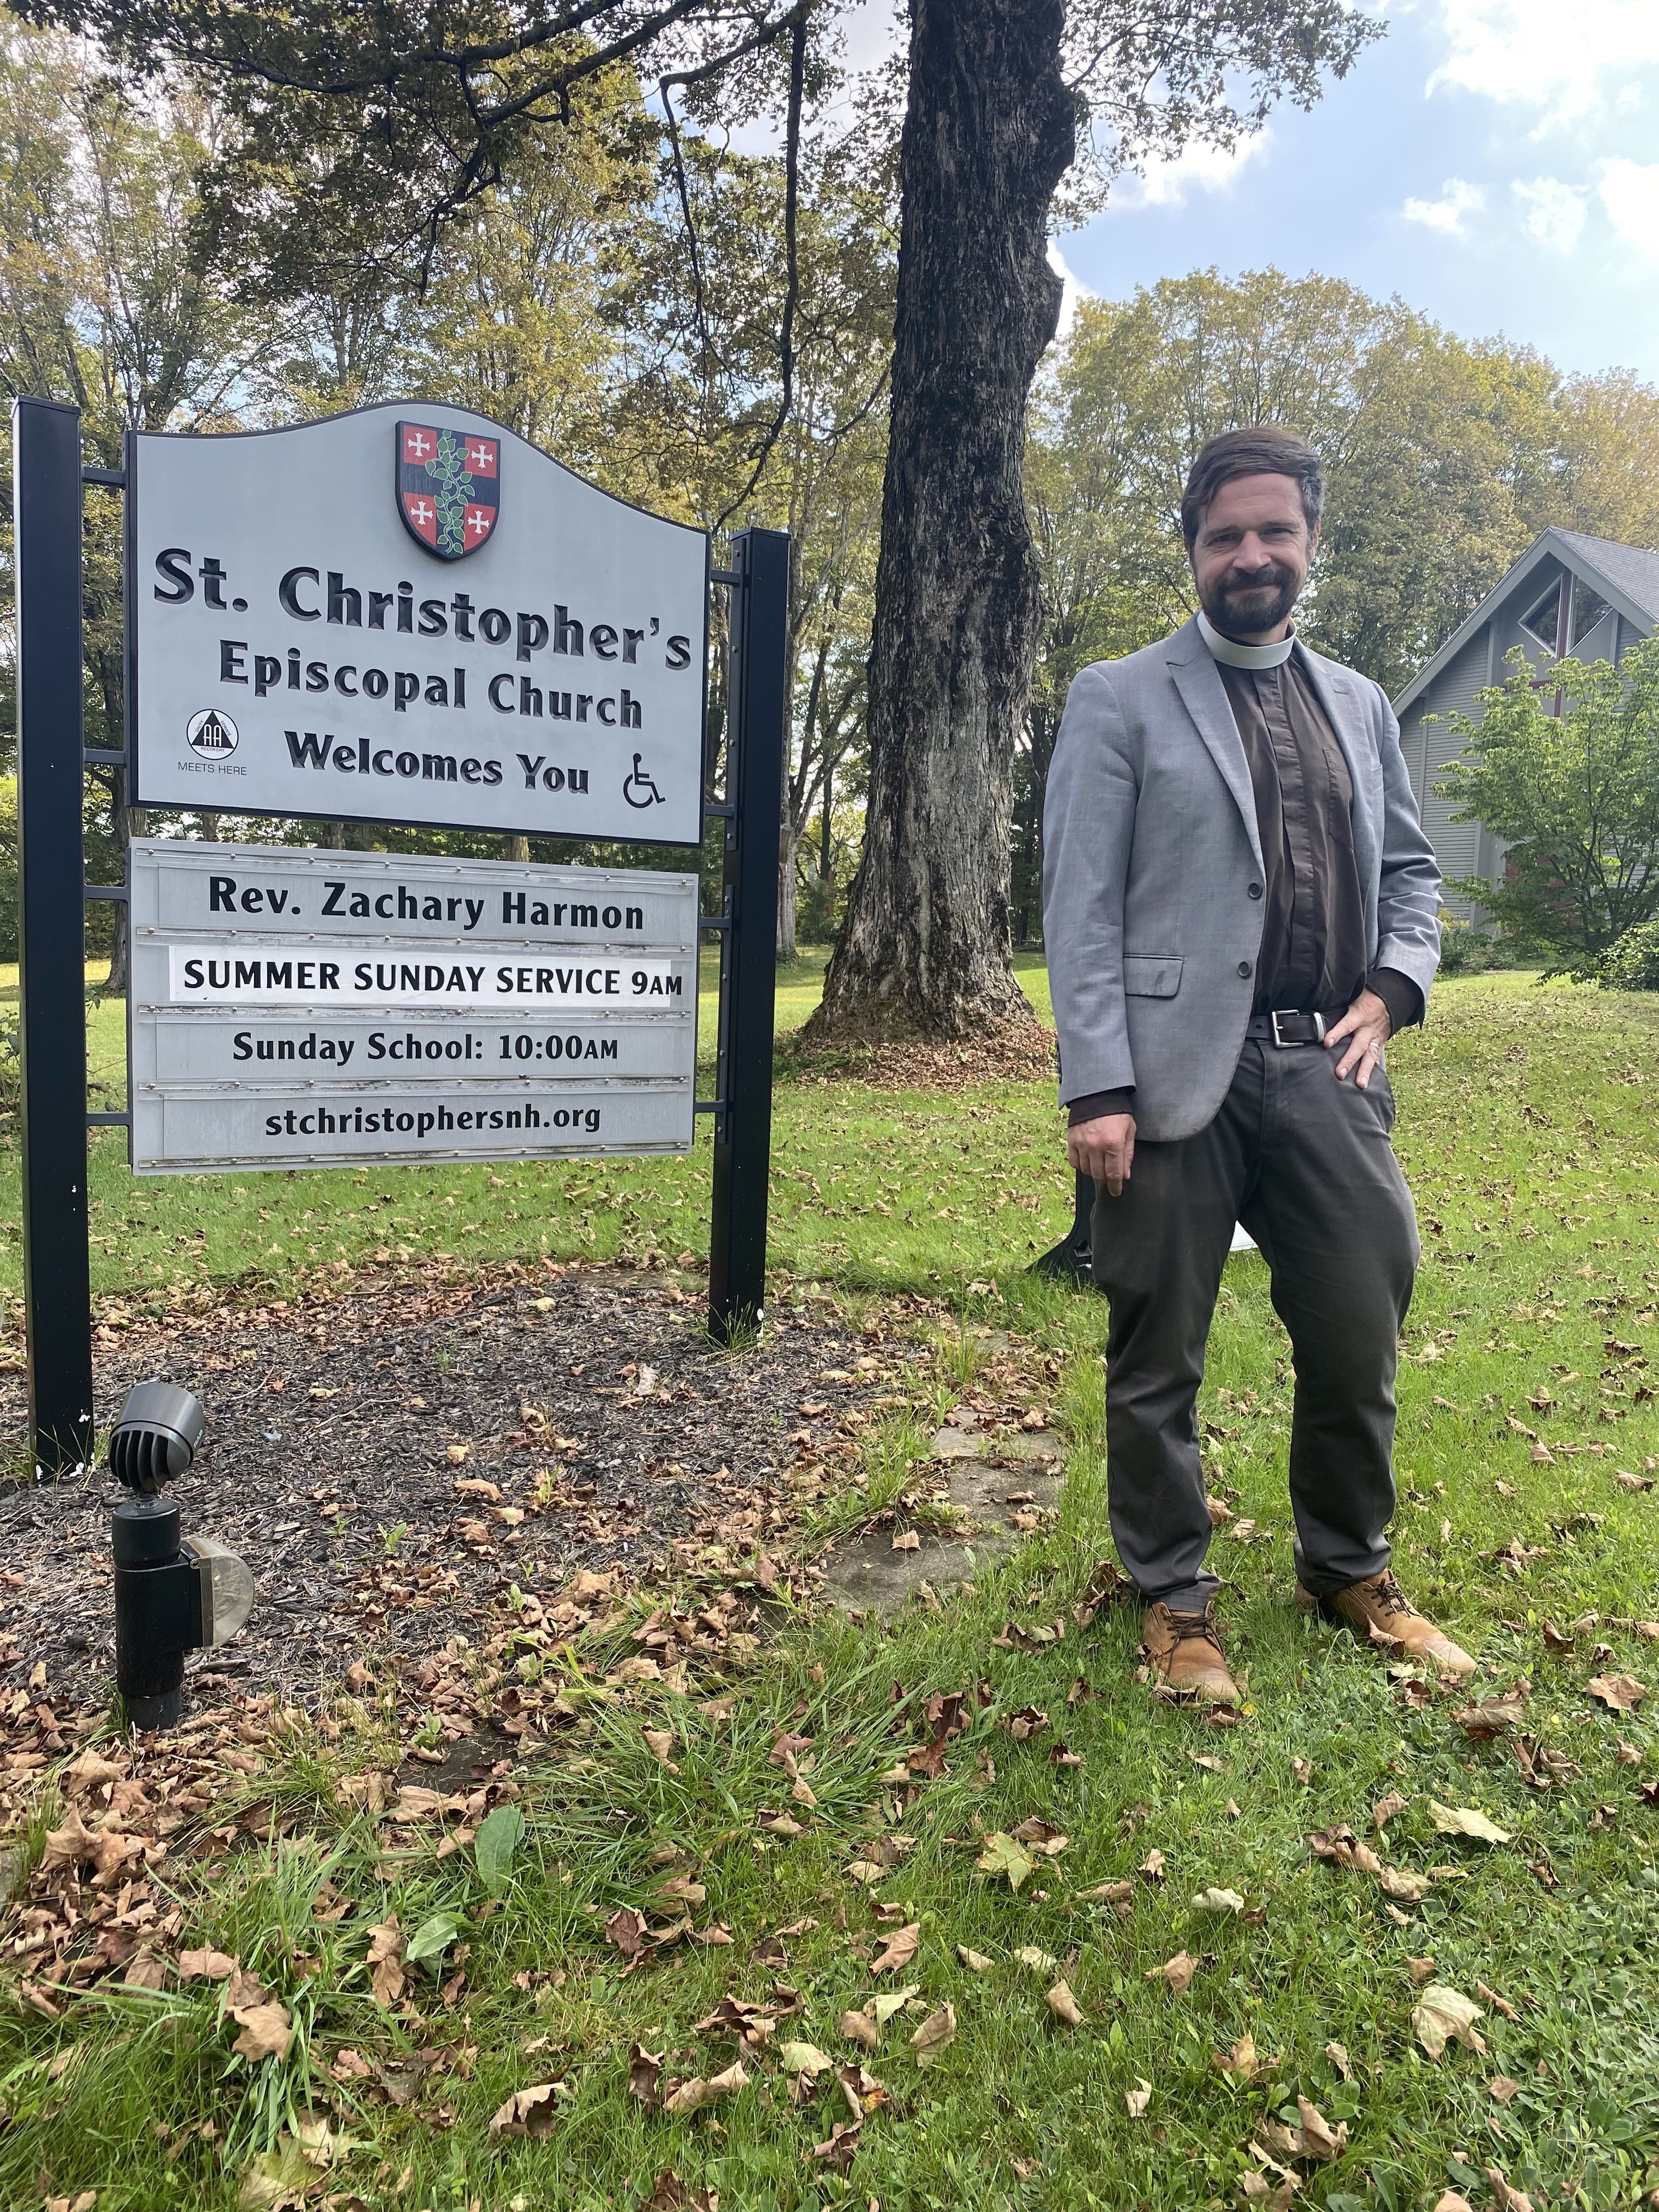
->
[[109, 1382, 254, 1730], [1032, 1167, 1097, 1287]]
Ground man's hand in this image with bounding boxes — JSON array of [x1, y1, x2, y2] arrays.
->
[[1069, 1112, 1137, 1197], [1324, 988, 1392, 1087]]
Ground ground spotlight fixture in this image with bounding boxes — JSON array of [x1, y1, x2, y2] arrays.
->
[[109, 1381, 255, 1731]]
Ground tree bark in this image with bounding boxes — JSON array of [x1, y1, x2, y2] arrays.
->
[[805, 0, 1074, 1043], [778, 816, 799, 956]]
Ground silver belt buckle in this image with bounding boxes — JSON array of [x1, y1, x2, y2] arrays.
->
[[1270, 1009, 1325, 1047]]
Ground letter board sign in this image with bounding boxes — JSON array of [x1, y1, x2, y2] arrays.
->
[[127, 403, 708, 844], [127, 840, 697, 1173]]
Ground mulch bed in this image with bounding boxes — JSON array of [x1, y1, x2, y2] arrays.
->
[[782, 1024, 1059, 1091], [0, 1263, 913, 1716]]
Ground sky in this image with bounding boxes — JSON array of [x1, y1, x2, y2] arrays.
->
[[1059, 0, 1659, 380], [830, 0, 1659, 383]]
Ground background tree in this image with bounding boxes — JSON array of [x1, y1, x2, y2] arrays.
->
[[26, 0, 1383, 1040], [1011, 267, 1647, 936], [0, 19, 284, 981], [1435, 638, 1659, 971]]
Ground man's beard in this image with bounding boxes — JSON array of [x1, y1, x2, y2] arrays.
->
[[1201, 564, 1300, 639]]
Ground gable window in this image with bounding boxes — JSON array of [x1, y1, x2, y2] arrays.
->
[[1518, 582, 1564, 654], [1570, 579, 1612, 647]]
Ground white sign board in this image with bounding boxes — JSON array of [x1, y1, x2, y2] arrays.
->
[[128, 841, 698, 1173], [128, 403, 708, 845]]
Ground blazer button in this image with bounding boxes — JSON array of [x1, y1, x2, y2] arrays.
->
[[1238, 961, 1252, 978], [1248, 882, 1263, 899]]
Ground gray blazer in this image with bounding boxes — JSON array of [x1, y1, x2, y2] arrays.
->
[[1042, 616, 1442, 1143]]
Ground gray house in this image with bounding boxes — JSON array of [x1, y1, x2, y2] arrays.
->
[[1392, 528, 1659, 905]]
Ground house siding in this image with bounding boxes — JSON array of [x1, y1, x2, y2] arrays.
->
[[1404, 633, 1488, 895], [1394, 535, 1656, 911]]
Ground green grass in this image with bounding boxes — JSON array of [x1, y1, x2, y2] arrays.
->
[[4, 969, 1659, 2209]]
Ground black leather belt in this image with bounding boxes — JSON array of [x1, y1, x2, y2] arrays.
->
[[1246, 1009, 1336, 1047]]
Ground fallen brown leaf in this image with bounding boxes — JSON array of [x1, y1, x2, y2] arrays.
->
[[628, 2043, 663, 2107], [811, 2118, 861, 2173], [1412, 1983, 1486, 2059], [605, 1906, 647, 1958], [642, 2176, 718, 2212], [1045, 1980, 1085, 2027], [365, 1918, 405, 2009], [871, 1922, 920, 1974], [1587, 1673, 1648, 1713], [1146, 1950, 1195, 1994], [1213, 2034, 1272, 2080], [1486, 2169, 1536, 2212], [664, 2061, 748, 2117], [229, 2000, 293, 2063], [1453, 1693, 1528, 1740], [178, 1947, 239, 1981], [488, 2081, 569, 2136], [910, 2002, 956, 2067], [1293, 2095, 1347, 2162], [1008, 1815, 1068, 1856]]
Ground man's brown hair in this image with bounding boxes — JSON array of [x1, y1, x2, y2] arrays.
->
[[1180, 426, 1323, 548]]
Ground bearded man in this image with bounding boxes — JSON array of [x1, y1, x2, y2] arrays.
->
[[1042, 425, 1470, 1704]]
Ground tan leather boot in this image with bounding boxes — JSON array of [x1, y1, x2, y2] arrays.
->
[[1297, 1570, 1476, 1677], [1141, 1601, 1240, 1705]]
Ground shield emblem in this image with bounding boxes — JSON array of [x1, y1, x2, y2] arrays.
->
[[397, 421, 500, 560]]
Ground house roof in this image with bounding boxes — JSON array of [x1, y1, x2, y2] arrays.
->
[[1551, 530, 1659, 622], [1391, 526, 1659, 719]]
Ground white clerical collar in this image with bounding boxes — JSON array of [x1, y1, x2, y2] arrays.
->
[[1197, 608, 1295, 670]]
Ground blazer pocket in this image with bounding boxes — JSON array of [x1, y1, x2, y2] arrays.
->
[[1122, 955, 1183, 998]]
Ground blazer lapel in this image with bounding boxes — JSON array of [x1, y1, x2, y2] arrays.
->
[[1165, 622, 1264, 873]]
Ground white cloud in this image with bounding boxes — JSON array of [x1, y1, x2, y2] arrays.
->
[[1109, 131, 1271, 213], [1513, 176, 1589, 252], [1598, 159, 1659, 255], [1429, 0, 1659, 120], [1046, 241, 1093, 340], [1402, 177, 1485, 235]]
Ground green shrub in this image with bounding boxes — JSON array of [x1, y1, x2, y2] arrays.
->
[[1599, 918, 1659, 991], [1436, 905, 1506, 977]]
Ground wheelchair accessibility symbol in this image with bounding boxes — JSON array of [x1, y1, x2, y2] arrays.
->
[[622, 752, 665, 809]]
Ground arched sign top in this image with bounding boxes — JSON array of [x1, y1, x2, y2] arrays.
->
[[126, 399, 710, 846]]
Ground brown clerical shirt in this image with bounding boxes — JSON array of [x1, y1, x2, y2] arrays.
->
[[1067, 642, 1421, 1126]]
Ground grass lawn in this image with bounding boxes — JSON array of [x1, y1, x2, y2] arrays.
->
[[3, 966, 1659, 2210]]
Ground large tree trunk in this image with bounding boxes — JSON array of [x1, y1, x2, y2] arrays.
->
[[805, 0, 1074, 1043]]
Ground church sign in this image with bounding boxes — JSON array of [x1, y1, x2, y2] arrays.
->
[[127, 842, 697, 1172], [12, 390, 786, 1485], [127, 403, 708, 845]]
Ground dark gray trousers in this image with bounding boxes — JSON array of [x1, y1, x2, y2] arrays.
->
[[1091, 1039, 1419, 1612]]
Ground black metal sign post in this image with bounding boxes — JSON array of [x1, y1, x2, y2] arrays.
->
[[705, 526, 788, 1345], [14, 397, 96, 1473]]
